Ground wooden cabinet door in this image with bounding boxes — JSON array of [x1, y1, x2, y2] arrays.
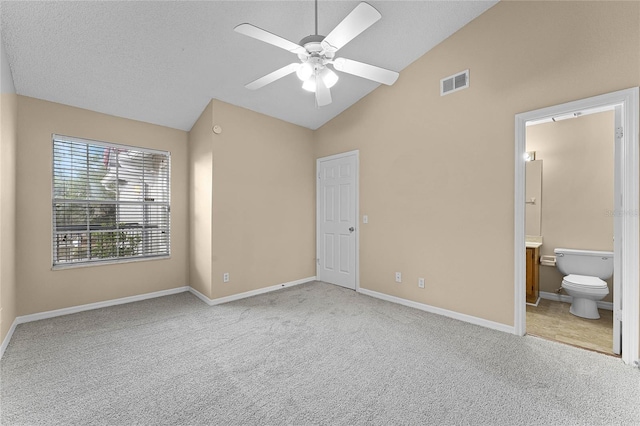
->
[[525, 247, 539, 304], [526, 248, 534, 303]]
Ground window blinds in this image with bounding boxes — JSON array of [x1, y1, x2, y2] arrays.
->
[[52, 135, 170, 267]]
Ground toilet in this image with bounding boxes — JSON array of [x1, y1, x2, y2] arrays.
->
[[554, 248, 613, 319]]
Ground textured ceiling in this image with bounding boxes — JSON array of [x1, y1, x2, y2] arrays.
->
[[0, 1, 497, 131]]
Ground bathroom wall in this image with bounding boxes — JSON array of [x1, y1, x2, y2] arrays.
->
[[526, 111, 615, 301]]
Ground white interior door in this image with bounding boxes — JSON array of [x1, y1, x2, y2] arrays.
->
[[613, 106, 622, 355], [317, 152, 358, 290]]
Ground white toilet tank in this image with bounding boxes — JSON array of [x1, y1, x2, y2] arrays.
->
[[554, 248, 614, 279]]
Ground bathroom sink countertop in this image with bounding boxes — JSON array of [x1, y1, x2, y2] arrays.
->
[[525, 235, 543, 249]]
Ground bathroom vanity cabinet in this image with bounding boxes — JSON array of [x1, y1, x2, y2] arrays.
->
[[526, 247, 540, 304]]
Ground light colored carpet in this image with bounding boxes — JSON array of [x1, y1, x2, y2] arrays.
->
[[1, 281, 639, 425]]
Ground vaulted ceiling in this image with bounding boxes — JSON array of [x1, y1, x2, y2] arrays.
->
[[0, 1, 497, 131]]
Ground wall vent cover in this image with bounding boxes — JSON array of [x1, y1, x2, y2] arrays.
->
[[440, 69, 469, 96]]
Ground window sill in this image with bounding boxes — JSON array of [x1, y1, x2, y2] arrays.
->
[[52, 255, 171, 271]]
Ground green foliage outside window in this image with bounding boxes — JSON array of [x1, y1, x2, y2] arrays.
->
[[89, 226, 143, 259]]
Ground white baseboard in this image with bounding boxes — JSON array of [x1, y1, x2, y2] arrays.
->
[[539, 291, 614, 311], [188, 286, 214, 305], [0, 318, 18, 360], [357, 288, 515, 334], [189, 277, 316, 306], [1, 278, 317, 359], [14, 286, 190, 326], [526, 297, 541, 307], [1, 287, 189, 360]]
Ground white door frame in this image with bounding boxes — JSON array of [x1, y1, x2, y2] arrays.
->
[[514, 87, 639, 366], [316, 150, 360, 291], [613, 105, 623, 355]]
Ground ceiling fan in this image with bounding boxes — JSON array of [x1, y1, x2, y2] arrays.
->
[[234, 1, 399, 107]]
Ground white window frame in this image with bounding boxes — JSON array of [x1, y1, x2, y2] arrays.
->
[[52, 134, 171, 269]]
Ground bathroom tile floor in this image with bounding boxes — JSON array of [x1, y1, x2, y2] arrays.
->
[[526, 299, 616, 356]]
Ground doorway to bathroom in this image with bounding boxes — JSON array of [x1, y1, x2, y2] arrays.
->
[[514, 88, 639, 366], [525, 108, 616, 355]]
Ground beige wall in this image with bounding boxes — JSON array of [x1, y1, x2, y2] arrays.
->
[[1, 92, 17, 342], [208, 100, 315, 299], [314, 1, 639, 327], [527, 111, 615, 301], [189, 101, 214, 298], [16, 97, 189, 315], [1, 28, 18, 344]]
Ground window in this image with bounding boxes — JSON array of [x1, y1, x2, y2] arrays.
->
[[52, 135, 170, 267]]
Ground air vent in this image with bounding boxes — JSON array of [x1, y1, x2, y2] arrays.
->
[[440, 69, 469, 96]]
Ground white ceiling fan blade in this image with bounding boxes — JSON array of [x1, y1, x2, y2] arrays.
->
[[234, 23, 307, 55], [321, 2, 381, 53], [315, 74, 332, 107], [333, 57, 399, 85], [245, 63, 300, 90]]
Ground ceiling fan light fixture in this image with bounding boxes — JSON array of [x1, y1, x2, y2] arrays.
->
[[302, 78, 317, 93], [320, 67, 339, 89], [296, 62, 314, 81]]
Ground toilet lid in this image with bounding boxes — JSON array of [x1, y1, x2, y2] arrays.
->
[[563, 274, 608, 289]]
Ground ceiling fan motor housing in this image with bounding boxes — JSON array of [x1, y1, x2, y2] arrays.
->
[[298, 35, 335, 71], [299, 34, 325, 49]]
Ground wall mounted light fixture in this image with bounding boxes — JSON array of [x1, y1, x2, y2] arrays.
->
[[552, 112, 582, 122]]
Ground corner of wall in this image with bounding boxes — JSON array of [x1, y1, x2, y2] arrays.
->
[[1, 32, 16, 95], [188, 100, 215, 299], [0, 32, 18, 345]]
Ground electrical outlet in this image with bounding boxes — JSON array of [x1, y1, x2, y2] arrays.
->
[[223, 273, 230, 283], [395, 272, 402, 283], [418, 278, 425, 288]]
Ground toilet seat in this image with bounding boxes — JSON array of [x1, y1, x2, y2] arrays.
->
[[562, 274, 609, 301], [562, 274, 608, 289]]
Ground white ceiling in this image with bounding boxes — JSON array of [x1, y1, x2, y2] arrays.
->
[[0, 1, 497, 131]]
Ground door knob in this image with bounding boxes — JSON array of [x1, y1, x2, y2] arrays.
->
[[349, 227, 355, 232]]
